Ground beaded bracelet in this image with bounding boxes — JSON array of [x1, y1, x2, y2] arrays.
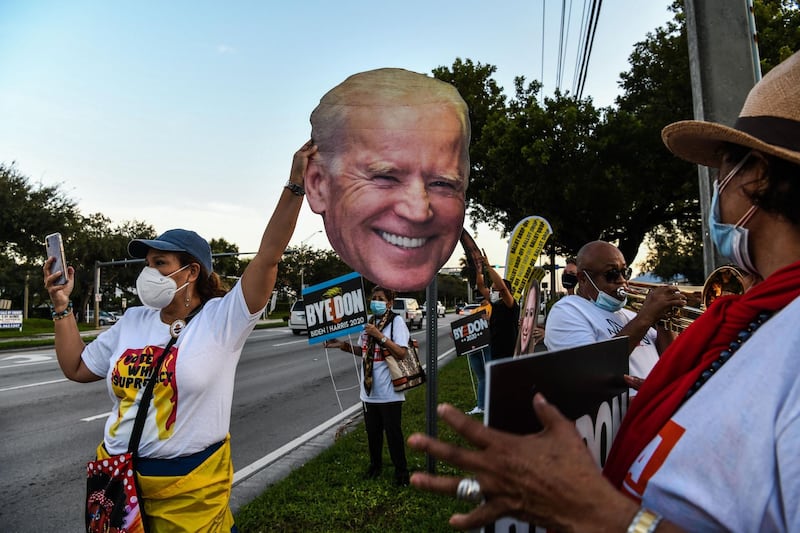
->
[[50, 301, 73, 321], [627, 508, 662, 533]]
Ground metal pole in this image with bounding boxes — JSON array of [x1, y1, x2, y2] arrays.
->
[[94, 261, 100, 328], [425, 278, 438, 473], [684, 0, 760, 277]]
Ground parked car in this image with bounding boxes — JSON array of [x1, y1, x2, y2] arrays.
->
[[288, 300, 307, 335], [86, 310, 118, 326], [421, 300, 446, 318], [391, 297, 423, 329], [458, 303, 482, 315]]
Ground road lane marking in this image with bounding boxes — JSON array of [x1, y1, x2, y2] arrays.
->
[[0, 354, 54, 369], [233, 403, 362, 485], [273, 339, 311, 346], [82, 412, 112, 422], [232, 349, 457, 485], [0, 378, 67, 392]]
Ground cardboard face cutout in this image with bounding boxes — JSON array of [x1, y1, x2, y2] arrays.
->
[[514, 278, 541, 356], [305, 68, 470, 292]]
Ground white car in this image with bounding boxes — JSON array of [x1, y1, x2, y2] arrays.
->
[[288, 300, 307, 335], [392, 298, 424, 330], [422, 301, 446, 317]]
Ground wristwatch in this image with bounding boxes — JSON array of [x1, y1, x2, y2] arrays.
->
[[284, 181, 305, 196], [379, 336, 388, 346]]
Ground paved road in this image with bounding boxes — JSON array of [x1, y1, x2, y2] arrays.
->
[[0, 317, 459, 532]]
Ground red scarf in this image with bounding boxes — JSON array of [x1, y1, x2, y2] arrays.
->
[[603, 260, 800, 489]]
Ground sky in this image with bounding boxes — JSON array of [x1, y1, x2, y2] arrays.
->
[[0, 1, 674, 273]]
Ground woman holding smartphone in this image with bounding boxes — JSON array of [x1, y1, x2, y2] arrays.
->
[[43, 141, 316, 532]]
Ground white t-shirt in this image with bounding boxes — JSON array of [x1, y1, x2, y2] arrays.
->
[[82, 282, 261, 458], [544, 295, 659, 379], [358, 314, 410, 404], [624, 296, 800, 531]]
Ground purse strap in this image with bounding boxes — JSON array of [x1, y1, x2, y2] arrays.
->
[[127, 304, 203, 456]]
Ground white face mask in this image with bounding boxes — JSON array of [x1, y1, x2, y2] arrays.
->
[[136, 264, 190, 309], [489, 290, 501, 303]]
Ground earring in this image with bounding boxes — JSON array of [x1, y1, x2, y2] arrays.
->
[[185, 292, 191, 308]]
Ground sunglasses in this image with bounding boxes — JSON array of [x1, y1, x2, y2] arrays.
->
[[585, 267, 632, 283]]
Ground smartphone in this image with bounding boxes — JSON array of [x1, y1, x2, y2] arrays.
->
[[45, 232, 68, 285]]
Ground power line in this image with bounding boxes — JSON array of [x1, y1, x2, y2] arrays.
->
[[571, 0, 591, 95], [556, 0, 567, 91], [541, 0, 547, 105], [575, 0, 603, 99], [558, 0, 576, 93]]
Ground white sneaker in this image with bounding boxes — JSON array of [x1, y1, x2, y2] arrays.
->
[[466, 406, 484, 415]]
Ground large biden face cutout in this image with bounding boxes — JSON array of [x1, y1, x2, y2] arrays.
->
[[304, 68, 471, 292]]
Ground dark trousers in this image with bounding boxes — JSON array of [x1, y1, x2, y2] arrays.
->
[[363, 401, 408, 474]]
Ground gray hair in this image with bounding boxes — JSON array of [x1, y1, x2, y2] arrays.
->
[[310, 68, 471, 174]]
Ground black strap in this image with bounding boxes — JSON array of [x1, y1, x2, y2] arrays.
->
[[127, 304, 203, 457]]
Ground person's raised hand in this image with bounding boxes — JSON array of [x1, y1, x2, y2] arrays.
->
[[43, 257, 74, 308], [407, 395, 635, 531], [290, 140, 318, 187]]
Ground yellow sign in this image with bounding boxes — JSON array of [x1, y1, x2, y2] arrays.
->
[[504, 216, 552, 302]]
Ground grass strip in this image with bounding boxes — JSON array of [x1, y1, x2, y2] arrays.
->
[[235, 355, 480, 532]]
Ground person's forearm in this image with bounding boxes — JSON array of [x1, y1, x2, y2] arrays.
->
[[616, 315, 653, 355], [52, 307, 91, 381], [340, 341, 361, 356], [381, 336, 407, 360], [241, 187, 303, 312]]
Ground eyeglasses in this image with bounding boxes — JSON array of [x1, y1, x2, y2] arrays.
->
[[584, 267, 632, 283]]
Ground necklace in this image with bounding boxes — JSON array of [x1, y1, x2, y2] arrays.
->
[[684, 310, 773, 401]]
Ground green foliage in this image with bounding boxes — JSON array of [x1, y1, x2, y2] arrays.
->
[[278, 245, 352, 299], [755, 0, 800, 72], [432, 1, 798, 276], [235, 356, 479, 532], [210, 237, 246, 282]]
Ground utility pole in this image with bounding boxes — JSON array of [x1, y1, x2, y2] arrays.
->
[[684, 0, 760, 277]]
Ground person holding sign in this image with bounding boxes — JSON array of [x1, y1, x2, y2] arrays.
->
[[545, 240, 682, 383], [324, 286, 412, 486], [465, 251, 519, 415], [43, 141, 315, 531], [407, 51, 800, 532], [304, 68, 471, 292]]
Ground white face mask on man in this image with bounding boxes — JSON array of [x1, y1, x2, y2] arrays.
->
[[135, 264, 191, 309]]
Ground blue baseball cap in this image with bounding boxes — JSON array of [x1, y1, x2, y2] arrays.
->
[[128, 229, 213, 275]]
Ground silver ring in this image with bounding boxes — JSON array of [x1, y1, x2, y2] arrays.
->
[[456, 477, 483, 503]]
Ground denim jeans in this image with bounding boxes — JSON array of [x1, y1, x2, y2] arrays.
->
[[467, 347, 491, 409]]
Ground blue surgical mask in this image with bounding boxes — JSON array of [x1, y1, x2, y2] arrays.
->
[[583, 271, 626, 312], [709, 152, 759, 275], [370, 300, 387, 315]]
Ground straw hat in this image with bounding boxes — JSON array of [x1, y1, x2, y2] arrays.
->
[[662, 50, 800, 168]]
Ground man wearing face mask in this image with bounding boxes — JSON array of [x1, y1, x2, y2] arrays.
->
[[544, 240, 684, 383], [561, 257, 578, 295], [43, 141, 316, 531]]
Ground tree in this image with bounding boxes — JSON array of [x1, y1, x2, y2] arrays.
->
[[434, 1, 798, 281], [0, 163, 80, 262], [278, 246, 351, 299], [210, 237, 246, 285], [0, 163, 158, 314], [636, 0, 800, 281]]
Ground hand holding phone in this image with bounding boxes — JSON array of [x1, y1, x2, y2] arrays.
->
[[45, 232, 68, 285]]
